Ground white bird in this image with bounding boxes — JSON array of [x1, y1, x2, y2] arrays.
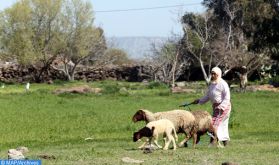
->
[[25, 82, 30, 91]]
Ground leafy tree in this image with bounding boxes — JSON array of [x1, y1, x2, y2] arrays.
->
[[0, 0, 107, 82], [242, 0, 279, 62], [52, 0, 106, 81], [0, 1, 32, 63], [0, 0, 63, 82]]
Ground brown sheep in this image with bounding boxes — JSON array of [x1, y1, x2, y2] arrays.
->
[[191, 110, 218, 145]]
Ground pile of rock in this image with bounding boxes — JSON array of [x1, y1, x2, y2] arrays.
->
[[8, 146, 29, 160]]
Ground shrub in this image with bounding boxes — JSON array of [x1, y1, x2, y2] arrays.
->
[[147, 81, 168, 89], [102, 84, 121, 94], [269, 75, 279, 87]]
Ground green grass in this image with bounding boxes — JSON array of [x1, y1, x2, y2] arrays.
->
[[0, 81, 278, 164]]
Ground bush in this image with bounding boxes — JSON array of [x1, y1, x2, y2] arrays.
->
[[102, 84, 121, 94], [269, 76, 279, 87], [147, 81, 168, 89]]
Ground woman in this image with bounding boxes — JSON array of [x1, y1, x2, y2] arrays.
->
[[193, 66, 231, 147]]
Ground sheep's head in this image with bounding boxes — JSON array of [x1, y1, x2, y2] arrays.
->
[[133, 127, 153, 142], [133, 132, 141, 142], [132, 109, 146, 122]]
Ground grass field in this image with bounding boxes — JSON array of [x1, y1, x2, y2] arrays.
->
[[0, 81, 278, 165]]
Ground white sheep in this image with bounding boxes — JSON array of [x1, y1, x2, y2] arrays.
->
[[132, 109, 198, 148], [133, 119, 178, 150]]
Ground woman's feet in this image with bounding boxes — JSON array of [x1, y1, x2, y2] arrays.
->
[[222, 140, 228, 146]]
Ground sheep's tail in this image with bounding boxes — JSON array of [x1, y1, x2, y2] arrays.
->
[[173, 127, 178, 142]]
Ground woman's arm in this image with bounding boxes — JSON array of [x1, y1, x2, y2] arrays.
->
[[198, 88, 210, 104]]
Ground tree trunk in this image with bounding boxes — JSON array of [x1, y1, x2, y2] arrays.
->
[[171, 52, 179, 87], [67, 63, 78, 81], [239, 73, 248, 92], [69, 72, 75, 81], [199, 60, 211, 85]]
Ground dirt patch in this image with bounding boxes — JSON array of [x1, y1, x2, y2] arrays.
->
[[247, 84, 279, 92], [53, 85, 102, 94], [37, 154, 56, 160], [121, 157, 144, 164], [171, 86, 196, 93]]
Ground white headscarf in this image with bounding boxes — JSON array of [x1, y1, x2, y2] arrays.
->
[[211, 66, 222, 83]]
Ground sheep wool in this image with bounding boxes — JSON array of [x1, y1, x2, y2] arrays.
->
[[141, 109, 196, 132]]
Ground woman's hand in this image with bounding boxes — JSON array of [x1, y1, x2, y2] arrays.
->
[[192, 99, 200, 104]]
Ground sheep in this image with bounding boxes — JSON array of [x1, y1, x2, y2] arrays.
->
[[133, 119, 178, 150], [132, 109, 198, 148], [191, 110, 218, 145]]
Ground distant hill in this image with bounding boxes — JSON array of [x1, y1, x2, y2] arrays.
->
[[107, 36, 168, 59]]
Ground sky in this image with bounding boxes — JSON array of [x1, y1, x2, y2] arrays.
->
[[0, 0, 205, 37]]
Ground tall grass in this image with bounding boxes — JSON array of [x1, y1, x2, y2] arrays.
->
[[0, 81, 278, 164]]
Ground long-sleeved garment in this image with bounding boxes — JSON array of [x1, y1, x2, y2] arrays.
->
[[198, 78, 231, 141]]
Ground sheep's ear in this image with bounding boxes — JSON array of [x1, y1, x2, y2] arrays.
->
[[141, 110, 147, 121]]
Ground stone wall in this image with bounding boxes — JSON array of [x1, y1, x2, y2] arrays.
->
[[74, 65, 152, 82], [0, 64, 264, 84], [0, 64, 153, 83]]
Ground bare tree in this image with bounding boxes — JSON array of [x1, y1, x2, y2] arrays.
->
[[147, 37, 191, 86], [181, 11, 216, 85], [212, 32, 269, 90]]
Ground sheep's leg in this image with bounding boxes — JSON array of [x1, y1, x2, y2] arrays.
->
[[161, 136, 167, 148], [196, 134, 201, 144], [153, 135, 162, 149], [163, 136, 171, 150], [192, 133, 197, 148], [149, 137, 153, 144], [208, 124, 218, 146], [171, 128, 177, 150], [178, 134, 191, 147], [170, 135, 177, 150], [163, 137, 167, 145], [138, 140, 148, 149], [153, 140, 162, 148]]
